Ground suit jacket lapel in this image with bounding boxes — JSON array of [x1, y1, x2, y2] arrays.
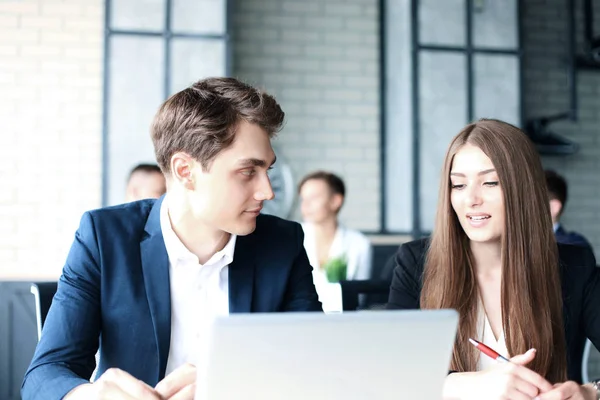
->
[[228, 234, 256, 313], [140, 196, 171, 381]]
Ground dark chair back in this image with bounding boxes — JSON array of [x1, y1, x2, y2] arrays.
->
[[30, 282, 58, 341], [371, 245, 400, 281], [339, 280, 390, 311]]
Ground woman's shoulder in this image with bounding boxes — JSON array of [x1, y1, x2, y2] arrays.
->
[[392, 237, 430, 274], [402, 237, 430, 251]]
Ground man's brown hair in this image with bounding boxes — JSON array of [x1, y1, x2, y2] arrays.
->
[[297, 171, 346, 198], [151, 77, 285, 174]]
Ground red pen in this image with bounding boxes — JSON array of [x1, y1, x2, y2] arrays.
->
[[469, 338, 510, 363]]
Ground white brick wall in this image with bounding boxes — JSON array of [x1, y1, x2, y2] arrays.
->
[[0, 0, 103, 279], [233, 0, 380, 231]]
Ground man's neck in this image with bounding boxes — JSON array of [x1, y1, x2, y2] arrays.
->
[[553, 221, 560, 233], [167, 202, 230, 265], [313, 218, 338, 240]]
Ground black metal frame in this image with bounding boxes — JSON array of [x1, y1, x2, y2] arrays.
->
[[379, 0, 522, 237], [101, 0, 231, 206]]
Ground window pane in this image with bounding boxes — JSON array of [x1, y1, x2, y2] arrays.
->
[[169, 38, 227, 95], [171, 0, 226, 34], [419, 0, 466, 47], [474, 54, 520, 126], [385, 0, 413, 232], [419, 51, 467, 231], [111, 0, 165, 31], [472, 0, 518, 49], [107, 36, 165, 205]]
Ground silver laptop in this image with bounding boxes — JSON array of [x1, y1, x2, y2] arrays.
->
[[196, 310, 458, 400]]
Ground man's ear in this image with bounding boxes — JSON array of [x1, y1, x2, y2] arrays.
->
[[329, 193, 344, 214], [170, 152, 196, 190]]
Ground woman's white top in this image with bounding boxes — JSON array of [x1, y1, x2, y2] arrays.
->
[[476, 306, 510, 371]]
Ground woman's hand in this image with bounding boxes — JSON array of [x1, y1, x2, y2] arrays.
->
[[444, 349, 554, 400]]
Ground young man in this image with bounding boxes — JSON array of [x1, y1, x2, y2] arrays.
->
[[125, 163, 166, 202], [545, 170, 594, 251], [22, 78, 322, 400]]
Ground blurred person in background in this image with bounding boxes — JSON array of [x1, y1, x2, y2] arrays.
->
[[298, 171, 372, 311], [125, 163, 166, 202], [545, 170, 594, 252]]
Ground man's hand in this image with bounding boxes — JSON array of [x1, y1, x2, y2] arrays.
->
[[64, 368, 162, 399], [155, 363, 197, 400]]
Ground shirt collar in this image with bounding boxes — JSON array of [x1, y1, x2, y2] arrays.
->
[[159, 195, 237, 268]]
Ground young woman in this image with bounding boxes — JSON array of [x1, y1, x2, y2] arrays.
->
[[387, 119, 600, 400]]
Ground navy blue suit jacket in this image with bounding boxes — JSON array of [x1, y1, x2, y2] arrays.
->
[[22, 198, 321, 400], [555, 224, 594, 252]]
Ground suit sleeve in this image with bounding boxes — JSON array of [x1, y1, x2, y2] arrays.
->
[[280, 224, 323, 312], [386, 243, 422, 310], [22, 212, 102, 400]]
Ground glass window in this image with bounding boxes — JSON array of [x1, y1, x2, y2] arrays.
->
[[111, 0, 165, 31], [419, 0, 466, 47], [419, 51, 468, 231], [472, 0, 518, 49], [107, 36, 165, 205], [170, 38, 227, 95], [474, 54, 520, 125], [384, 0, 413, 232], [171, 0, 226, 34]]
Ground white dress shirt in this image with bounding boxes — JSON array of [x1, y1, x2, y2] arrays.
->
[[160, 196, 236, 376]]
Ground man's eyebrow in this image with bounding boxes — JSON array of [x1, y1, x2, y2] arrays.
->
[[236, 156, 277, 167]]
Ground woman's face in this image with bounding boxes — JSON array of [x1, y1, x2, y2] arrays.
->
[[450, 143, 505, 244]]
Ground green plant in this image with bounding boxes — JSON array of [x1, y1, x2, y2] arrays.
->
[[323, 255, 347, 283]]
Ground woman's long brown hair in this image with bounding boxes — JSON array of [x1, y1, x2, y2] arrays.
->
[[420, 119, 567, 382]]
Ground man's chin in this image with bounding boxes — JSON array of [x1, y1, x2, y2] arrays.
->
[[232, 221, 257, 236]]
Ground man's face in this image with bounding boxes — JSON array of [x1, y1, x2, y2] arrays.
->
[[299, 179, 341, 224], [549, 198, 563, 224], [183, 121, 276, 236], [126, 171, 166, 202]]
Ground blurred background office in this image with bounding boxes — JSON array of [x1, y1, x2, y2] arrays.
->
[[1, 0, 600, 398]]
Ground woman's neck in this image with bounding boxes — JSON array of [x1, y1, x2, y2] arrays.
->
[[470, 240, 502, 276]]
